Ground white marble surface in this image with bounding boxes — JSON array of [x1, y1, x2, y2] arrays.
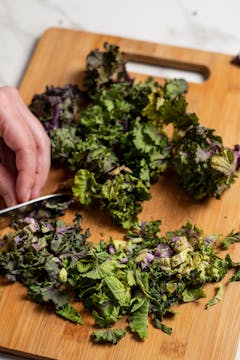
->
[[0, 0, 240, 359]]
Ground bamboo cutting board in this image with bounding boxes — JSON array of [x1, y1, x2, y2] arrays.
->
[[1, 27, 240, 360]]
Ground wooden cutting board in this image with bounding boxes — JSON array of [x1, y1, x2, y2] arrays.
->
[[1, 27, 240, 360]]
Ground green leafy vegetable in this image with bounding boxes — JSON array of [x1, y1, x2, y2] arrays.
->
[[142, 85, 240, 200], [230, 270, 240, 282], [163, 78, 188, 100], [56, 303, 83, 324], [91, 328, 126, 344], [220, 230, 240, 250], [83, 42, 132, 93], [0, 200, 91, 323], [182, 288, 207, 302], [29, 42, 240, 225], [129, 296, 149, 339], [205, 284, 223, 309], [0, 208, 237, 343], [154, 318, 172, 335]]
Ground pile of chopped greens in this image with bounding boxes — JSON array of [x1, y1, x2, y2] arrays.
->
[[29, 42, 240, 228], [143, 92, 240, 199], [1, 201, 240, 344]]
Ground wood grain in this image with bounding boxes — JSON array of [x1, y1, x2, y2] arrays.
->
[[1, 27, 240, 360]]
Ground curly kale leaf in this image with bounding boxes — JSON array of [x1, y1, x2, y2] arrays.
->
[[72, 169, 99, 206], [172, 125, 239, 199], [69, 135, 119, 175], [29, 84, 85, 133], [73, 169, 150, 229], [50, 127, 79, 164], [99, 173, 150, 229], [141, 82, 240, 199], [56, 303, 83, 324], [163, 78, 188, 100], [83, 42, 133, 92]]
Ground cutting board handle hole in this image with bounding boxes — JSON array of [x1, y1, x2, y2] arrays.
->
[[124, 53, 209, 84]]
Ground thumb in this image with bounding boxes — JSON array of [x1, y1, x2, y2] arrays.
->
[[0, 163, 18, 207]]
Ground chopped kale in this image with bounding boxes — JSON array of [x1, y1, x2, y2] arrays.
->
[[0, 209, 237, 343], [205, 284, 223, 309], [230, 270, 240, 282], [91, 328, 126, 344], [220, 230, 240, 250], [0, 199, 91, 322]]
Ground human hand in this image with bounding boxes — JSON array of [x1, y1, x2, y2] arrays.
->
[[0, 86, 51, 207]]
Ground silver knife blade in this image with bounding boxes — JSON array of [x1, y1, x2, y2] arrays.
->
[[0, 193, 72, 228]]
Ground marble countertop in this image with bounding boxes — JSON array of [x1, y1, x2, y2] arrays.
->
[[0, 0, 240, 359]]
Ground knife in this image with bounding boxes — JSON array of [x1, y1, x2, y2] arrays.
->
[[0, 193, 72, 228]]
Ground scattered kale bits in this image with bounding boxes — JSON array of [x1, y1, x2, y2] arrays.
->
[[1, 213, 237, 343], [0, 199, 90, 326]]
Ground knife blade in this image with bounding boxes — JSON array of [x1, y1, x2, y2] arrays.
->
[[0, 193, 72, 228]]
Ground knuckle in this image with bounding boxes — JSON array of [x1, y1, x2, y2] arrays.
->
[[0, 86, 18, 109]]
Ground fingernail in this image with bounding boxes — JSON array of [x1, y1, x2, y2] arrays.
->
[[30, 188, 40, 200], [21, 189, 31, 203]]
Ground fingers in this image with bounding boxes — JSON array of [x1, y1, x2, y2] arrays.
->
[[30, 146, 50, 199], [0, 163, 18, 207], [15, 145, 37, 202], [0, 97, 37, 202], [12, 90, 51, 198], [0, 86, 51, 204]]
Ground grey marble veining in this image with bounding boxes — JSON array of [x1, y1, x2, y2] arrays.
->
[[0, 0, 240, 359]]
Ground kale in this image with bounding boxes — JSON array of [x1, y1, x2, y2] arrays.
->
[[220, 230, 240, 250], [230, 270, 240, 282], [0, 208, 237, 342], [205, 284, 223, 309], [91, 328, 126, 344], [172, 124, 239, 199], [72, 169, 150, 229], [83, 42, 133, 93], [28, 42, 240, 225], [30, 79, 172, 228], [142, 89, 240, 199], [50, 127, 79, 164], [0, 200, 90, 324], [163, 78, 188, 100], [29, 84, 85, 132], [2, 41, 240, 346]]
